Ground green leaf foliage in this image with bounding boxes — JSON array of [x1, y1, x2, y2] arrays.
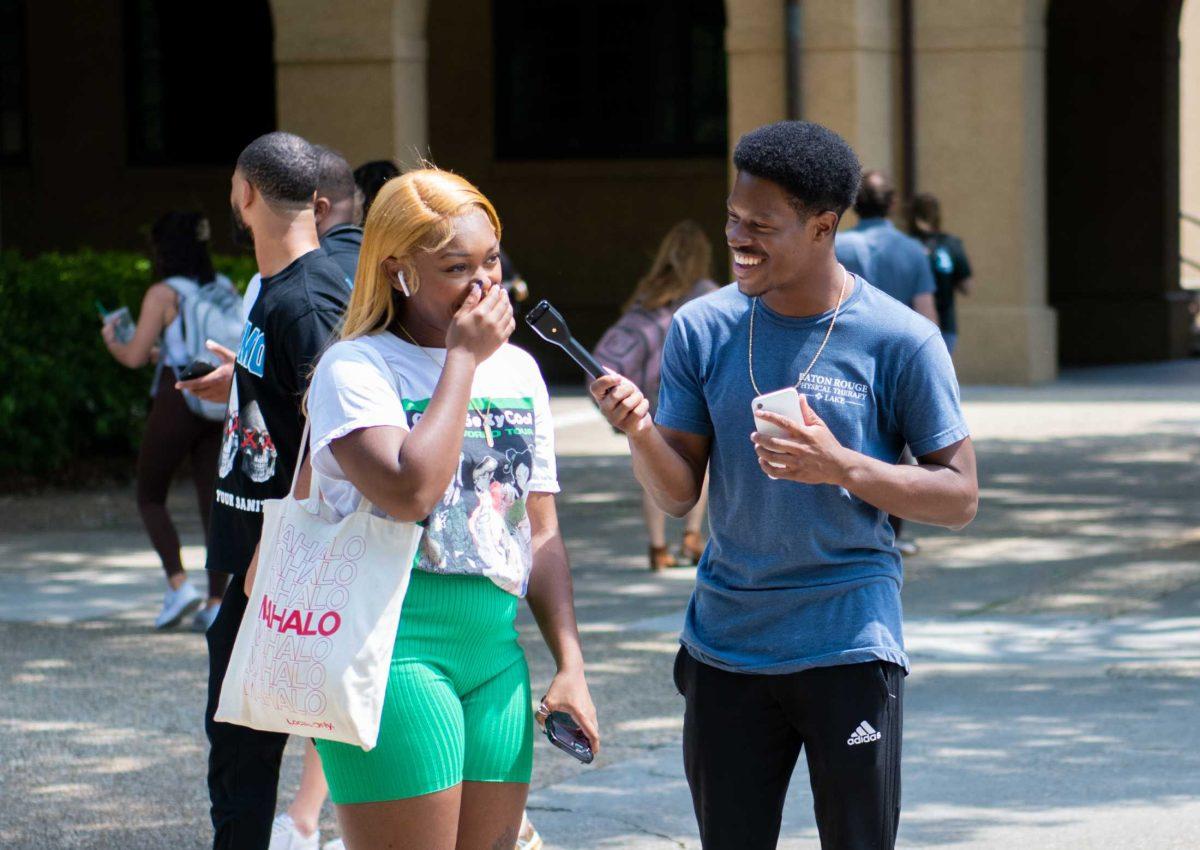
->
[[0, 250, 257, 481]]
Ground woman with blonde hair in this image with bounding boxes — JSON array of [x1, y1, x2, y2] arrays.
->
[[594, 220, 717, 570], [302, 168, 598, 849]]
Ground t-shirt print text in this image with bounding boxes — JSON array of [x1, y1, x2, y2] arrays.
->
[[798, 372, 869, 408], [237, 321, 266, 378]]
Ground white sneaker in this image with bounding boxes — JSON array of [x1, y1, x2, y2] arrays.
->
[[270, 813, 319, 850], [154, 582, 202, 629], [322, 840, 345, 850], [192, 602, 220, 632], [516, 812, 543, 850], [896, 539, 920, 557]]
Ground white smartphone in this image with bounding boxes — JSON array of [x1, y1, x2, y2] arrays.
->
[[752, 387, 807, 437]]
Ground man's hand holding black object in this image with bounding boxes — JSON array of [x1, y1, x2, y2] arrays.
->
[[589, 373, 654, 440], [176, 340, 237, 403]]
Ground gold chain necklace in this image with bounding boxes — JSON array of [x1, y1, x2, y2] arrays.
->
[[393, 324, 495, 448], [748, 269, 850, 398]]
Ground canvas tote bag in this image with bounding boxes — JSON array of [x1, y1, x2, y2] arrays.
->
[[215, 421, 423, 750]]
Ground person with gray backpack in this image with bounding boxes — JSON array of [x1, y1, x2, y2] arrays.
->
[[593, 220, 718, 571], [101, 211, 242, 631]]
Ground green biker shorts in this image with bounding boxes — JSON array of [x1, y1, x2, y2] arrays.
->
[[315, 569, 533, 803]]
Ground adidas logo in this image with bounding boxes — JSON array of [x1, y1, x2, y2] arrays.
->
[[847, 721, 881, 746]]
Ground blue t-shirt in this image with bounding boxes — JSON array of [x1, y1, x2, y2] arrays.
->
[[655, 279, 968, 675], [835, 218, 935, 308]]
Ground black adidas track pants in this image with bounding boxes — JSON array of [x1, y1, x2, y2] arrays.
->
[[675, 649, 904, 850]]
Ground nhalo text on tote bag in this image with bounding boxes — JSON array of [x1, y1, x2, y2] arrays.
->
[[215, 422, 423, 750]]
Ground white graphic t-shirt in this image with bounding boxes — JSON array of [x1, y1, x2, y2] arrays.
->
[[307, 332, 559, 597]]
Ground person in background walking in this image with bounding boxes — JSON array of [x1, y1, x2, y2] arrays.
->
[[835, 171, 941, 557], [594, 220, 717, 570], [835, 170, 938, 324], [909, 192, 973, 355], [203, 131, 349, 850], [270, 145, 362, 850], [100, 211, 231, 630], [314, 146, 362, 290]]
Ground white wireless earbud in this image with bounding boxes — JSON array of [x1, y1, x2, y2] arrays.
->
[[397, 270, 411, 297]]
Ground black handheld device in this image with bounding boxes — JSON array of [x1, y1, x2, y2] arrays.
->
[[177, 359, 217, 381], [524, 300, 607, 381], [543, 710, 595, 764]]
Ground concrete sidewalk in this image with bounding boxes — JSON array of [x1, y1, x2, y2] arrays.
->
[[2, 361, 1199, 848]]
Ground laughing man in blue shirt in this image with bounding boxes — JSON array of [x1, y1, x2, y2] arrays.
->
[[590, 122, 978, 850]]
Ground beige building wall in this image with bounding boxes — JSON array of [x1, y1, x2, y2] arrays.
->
[[799, 0, 1055, 383], [914, 0, 1056, 384], [271, 0, 430, 168], [268, 0, 1061, 383], [1182, 0, 1200, 288]]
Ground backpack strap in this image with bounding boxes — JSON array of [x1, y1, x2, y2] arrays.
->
[[161, 276, 199, 344]]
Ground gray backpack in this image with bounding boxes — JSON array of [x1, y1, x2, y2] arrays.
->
[[164, 275, 243, 421]]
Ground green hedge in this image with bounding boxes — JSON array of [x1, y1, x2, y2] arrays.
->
[[0, 250, 257, 483]]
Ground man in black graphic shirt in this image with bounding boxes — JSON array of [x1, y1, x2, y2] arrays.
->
[[205, 131, 348, 850], [314, 144, 362, 290]]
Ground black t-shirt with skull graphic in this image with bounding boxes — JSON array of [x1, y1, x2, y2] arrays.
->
[[206, 249, 348, 576]]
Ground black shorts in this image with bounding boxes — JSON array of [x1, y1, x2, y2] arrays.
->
[[675, 648, 904, 850]]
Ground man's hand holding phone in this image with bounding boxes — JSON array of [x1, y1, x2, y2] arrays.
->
[[751, 395, 850, 485], [176, 340, 237, 403], [589, 372, 653, 439]]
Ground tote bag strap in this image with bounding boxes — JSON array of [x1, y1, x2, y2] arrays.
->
[[291, 418, 379, 515], [289, 419, 313, 499]]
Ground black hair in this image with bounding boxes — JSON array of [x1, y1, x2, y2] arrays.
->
[[732, 121, 861, 218], [854, 170, 895, 219], [150, 211, 216, 283], [353, 159, 400, 218], [313, 144, 356, 203], [235, 131, 318, 206]]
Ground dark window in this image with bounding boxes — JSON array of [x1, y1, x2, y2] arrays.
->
[[0, 0, 29, 164], [494, 0, 727, 159], [123, 0, 276, 166]]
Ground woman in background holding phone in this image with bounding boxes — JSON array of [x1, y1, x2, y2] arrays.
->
[[303, 168, 598, 850], [101, 211, 231, 631], [593, 220, 717, 570]]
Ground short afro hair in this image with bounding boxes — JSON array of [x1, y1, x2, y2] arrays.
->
[[313, 144, 356, 203], [732, 121, 861, 218], [236, 131, 318, 207]]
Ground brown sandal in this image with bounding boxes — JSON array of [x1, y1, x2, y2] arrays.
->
[[649, 545, 678, 572], [680, 531, 706, 565]]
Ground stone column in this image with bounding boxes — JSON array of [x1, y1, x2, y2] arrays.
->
[[271, 0, 429, 167], [799, 0, 902, 184], [1185, 2, 1200, 282], [725, 0, 788, 156], [913, 0, 1057, 383]]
